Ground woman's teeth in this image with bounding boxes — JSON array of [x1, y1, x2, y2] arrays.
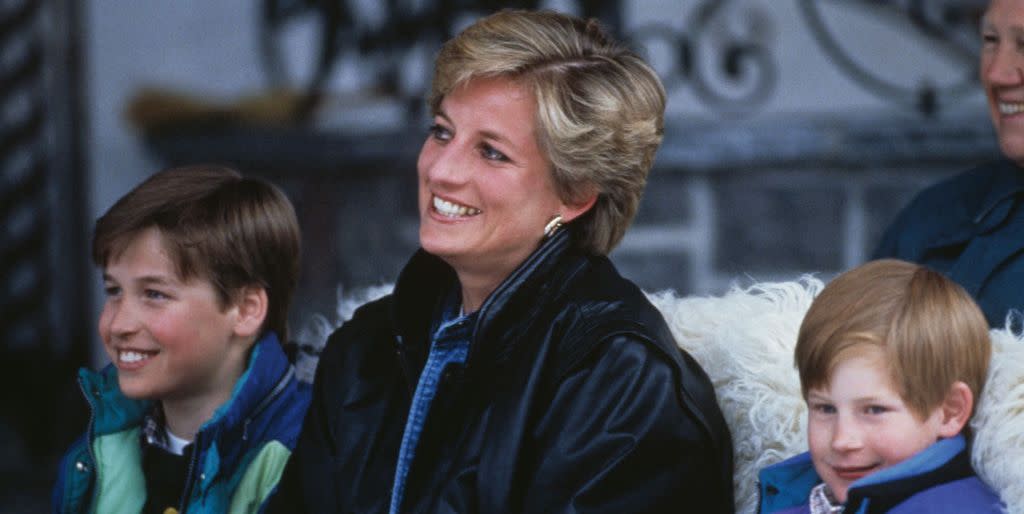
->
[[433, 196, 481, 217]]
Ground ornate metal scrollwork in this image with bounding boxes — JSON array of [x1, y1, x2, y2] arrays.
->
[[259, 0, 582, 122], [797, 0, 984, 116], [628, 0, 778, 116], [258, 0, 985, 121], [260, 0, 778, 120]]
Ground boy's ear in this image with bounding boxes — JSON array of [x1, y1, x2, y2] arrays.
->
[[232, 286, 268, 339], [936, 381, 973, 438]]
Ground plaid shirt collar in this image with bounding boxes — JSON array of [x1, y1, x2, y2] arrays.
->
[[809, 483, 844, 514], [140, 404, 174, 453]]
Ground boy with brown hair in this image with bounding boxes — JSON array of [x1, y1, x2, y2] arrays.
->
[[759, 259, 1003, 513], [53, 165, 311, 513]]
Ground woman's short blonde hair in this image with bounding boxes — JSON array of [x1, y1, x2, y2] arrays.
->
[[794, 259, 991, 421], [429, 9, 666, 255]]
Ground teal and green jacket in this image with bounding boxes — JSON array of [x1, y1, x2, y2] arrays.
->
[[52, 332, 311, 514]]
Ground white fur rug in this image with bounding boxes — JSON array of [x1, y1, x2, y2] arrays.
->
[[309, 279, 1023, 513], [972, 326, 1024, 514], [647, 280, 819, 514]]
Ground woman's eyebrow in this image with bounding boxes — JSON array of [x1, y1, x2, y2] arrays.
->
[[434, 109, 453, 125]]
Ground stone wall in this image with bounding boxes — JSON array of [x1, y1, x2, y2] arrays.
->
[[615, 114, 1002, 294]]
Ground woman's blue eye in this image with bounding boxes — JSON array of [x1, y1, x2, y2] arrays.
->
[[103, 285, 121, 297], [428, 123, 452, 141], [865, 405, 888, 415], [480, 144, 509, 162]]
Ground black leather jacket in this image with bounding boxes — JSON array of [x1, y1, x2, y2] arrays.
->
[[270, 229, 734, 513]]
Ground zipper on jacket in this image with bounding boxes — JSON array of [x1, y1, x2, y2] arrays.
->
[[178, 432, 203, 513], [243, 365, 295, 441], [177, 362, 297, 510], [394, 336, 417, 396], [72, 376, 100, 514]]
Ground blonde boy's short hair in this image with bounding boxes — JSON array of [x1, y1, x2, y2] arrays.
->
[[795, 259, 990, 421]]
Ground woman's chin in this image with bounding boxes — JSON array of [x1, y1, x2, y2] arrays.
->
[[419, 235, 464, 261]]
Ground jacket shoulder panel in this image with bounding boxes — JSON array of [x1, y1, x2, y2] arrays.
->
[[321, 295, 395, 362], [256, 379, 312, 449], [539, 258, 734, 510], [91, 428, 146, 513], [524, 334, 732, 513], [227, 441, 292, 514], [53, 434, 92, 513], [549, 256, 677, 370], [888, 477, 1005, 513], [874, 163, 1004, 258]]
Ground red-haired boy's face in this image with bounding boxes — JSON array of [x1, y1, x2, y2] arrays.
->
[[806, 354, 946, 503], [98, 228, 248, 416]]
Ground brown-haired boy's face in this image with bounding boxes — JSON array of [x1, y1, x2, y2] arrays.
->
[[98, 227, 249, 411], [806, 354, 946, 502]]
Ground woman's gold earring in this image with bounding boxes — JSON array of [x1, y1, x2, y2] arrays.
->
[[543, 215, 564, 238]]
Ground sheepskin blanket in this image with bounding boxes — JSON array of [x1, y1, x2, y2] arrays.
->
[[301, 280, 1024, 514]]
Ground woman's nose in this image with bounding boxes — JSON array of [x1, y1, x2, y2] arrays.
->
[[425, 144, 473, 185]]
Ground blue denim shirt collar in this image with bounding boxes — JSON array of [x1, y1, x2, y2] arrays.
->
[[389, 283, 475, 514]]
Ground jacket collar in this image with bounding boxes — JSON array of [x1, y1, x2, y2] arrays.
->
[[931, 159, 1024, 248], [758, 436, 972, 514], [80, 331, 294, 442], [200, 332, 294, 439], [970, 159, 1024, 228], [758, 452, 821, 513], [391, 227, 577, 380], [843, 436, 972, 513]]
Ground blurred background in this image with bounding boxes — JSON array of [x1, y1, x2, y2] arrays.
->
[[0, 0, 998, 510]]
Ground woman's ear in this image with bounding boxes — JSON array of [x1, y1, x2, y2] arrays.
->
[[560, 190, 598, 223], [937, 381, 974, 438], [232, 286, 269, 339]]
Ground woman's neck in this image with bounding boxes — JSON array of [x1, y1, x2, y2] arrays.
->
[[449, 241, 544, 313], [456, 272, 498, 314]]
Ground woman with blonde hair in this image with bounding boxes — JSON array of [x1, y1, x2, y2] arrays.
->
[[270, 9, 733, 513]]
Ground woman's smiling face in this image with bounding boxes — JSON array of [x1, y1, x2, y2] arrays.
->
[[417, 76, 575, 289]]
